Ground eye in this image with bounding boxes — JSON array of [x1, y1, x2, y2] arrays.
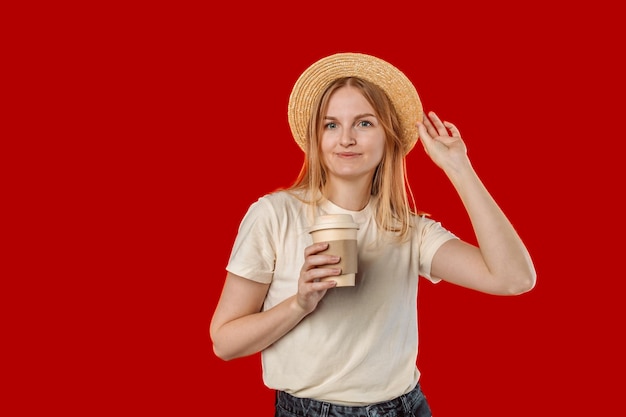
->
[[357, 120, 373, 128], [325, 122, 337, 129]]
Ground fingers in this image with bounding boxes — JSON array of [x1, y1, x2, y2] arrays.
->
[[296, 242, 341, 313], [426, 111, 448, 136], [417, 122, 433, 154], [305, 265, 341, 283], [303, 242, 333, 258], [444, 121, 461, 138], [421, 112, 439, 138], [301, 242, 341, 284], [420, 111, 461, 138]]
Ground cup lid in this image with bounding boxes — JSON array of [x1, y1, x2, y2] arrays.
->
[[308, 214, 359, 233]]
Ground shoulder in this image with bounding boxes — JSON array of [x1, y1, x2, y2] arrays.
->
[[412, 213, 439, 227], [244, 190, 306, 221], [411, 213, 457, 239], [255, 189, 303, 209]]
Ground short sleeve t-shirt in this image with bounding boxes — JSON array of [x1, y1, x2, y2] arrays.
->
[[226, 190, 457, 405]]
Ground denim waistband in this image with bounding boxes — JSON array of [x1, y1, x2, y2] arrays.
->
[[275, 383, 425, 417]]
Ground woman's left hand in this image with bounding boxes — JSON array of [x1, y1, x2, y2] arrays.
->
[[417, 111, 471, 174]]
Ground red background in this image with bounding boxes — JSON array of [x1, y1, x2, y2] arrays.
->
[[4, 0, 625, 415]]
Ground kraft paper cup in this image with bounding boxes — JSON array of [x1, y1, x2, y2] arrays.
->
[[309, 214, 359, 287]]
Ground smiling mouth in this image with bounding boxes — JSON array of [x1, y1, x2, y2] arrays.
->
[[337, 152, 360, 157]]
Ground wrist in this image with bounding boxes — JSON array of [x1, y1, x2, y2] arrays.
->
[[289, 295, 312, 318]]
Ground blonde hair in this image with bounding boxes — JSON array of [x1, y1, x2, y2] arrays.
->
[[288, 77, 418, 242]]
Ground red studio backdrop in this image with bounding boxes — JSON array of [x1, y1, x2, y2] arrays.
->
[[4, 1, 625, 416]]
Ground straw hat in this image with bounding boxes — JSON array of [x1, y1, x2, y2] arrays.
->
[[288, 52, 423, 155]]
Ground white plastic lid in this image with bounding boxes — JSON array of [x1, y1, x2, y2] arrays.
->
[[308, 214, 359, 233]]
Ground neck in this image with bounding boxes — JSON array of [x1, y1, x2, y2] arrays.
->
[[325, 177, 372, 211]]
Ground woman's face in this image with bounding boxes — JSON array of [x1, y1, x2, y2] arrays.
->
[[320, 86, 385, 183]]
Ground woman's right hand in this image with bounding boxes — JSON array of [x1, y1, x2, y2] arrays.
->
[[210, 242, 341, 361], [296, 242, 341, 314]]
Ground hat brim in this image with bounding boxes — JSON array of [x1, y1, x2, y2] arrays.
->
[[288, 53, 422, 155]]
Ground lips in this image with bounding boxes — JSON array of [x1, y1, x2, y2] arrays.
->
[[337, 152, 360, 157]]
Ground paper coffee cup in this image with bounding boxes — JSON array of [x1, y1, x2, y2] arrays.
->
[[309, 214, 359, 287]]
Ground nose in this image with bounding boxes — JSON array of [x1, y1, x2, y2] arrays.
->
[[339, 126, 356, 147]]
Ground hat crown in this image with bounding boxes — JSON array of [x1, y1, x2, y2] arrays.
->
[[288, 52, 422, 155]]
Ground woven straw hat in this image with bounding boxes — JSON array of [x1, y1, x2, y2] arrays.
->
[[288, 52, 423, 155]]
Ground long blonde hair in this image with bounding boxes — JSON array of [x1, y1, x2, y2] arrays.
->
[[288, 77, 418, 242]]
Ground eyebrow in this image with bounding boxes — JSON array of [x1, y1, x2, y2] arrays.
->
[[324, 113, 377, 120]]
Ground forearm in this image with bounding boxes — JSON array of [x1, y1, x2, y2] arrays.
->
[[447, 163, 536, 292], [211, 294, 308, 361]]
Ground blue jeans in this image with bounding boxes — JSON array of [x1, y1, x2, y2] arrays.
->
[[274, 383, 432, 417]]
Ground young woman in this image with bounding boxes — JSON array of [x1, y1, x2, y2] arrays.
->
[[210, 52, 536, 417]]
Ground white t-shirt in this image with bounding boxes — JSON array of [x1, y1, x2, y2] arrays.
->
[[226, 190, 457, 405]]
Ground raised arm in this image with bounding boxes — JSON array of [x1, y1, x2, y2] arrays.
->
[[417, 111, 536, 295]]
